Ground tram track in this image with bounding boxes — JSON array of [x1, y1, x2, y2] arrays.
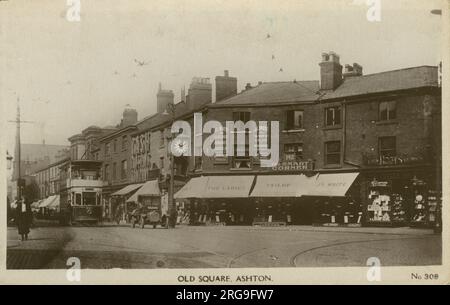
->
[[289, 236, 433, 267]]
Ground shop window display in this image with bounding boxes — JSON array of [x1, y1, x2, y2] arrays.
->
[[410, 179, 428, 227], [427, 190, 441, 225], [315, 198, 362, 227], [252, 199, 290, 226], [366, 179, 408, 226]]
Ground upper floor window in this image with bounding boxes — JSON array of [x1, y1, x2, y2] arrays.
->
[[122, 135, 128, 150], [379, 136, 396, 158], [325, 106, 341, 127], [104, 164, 110, 181], [284, 143, 303, 161], [160, 130, 165, 147], [379, 101, 396, 121], [232, 156, 251, 169], [286, 110, 304, 130], [113, 139, 117, 152], [232, 111, 250, 123], [232, 144, 251, 169], [105, 142, 110, 155], [121, 160, 127, 179], [325, 141, 341, 165], [112, 162, 117, 180]]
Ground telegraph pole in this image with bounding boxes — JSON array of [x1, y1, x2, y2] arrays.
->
[[16, 99, 21, 200], [163, 102, 176, 228], [8, 97, 35, 201]]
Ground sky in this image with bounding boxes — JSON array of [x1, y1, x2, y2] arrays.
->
[[0, 0, 444, 154]]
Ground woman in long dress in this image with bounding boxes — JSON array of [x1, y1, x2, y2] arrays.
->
[[16, 199, 31, 241]]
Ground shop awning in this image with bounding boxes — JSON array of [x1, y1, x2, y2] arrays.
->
[[31, 200, 41, 209], [111, 183, 144, 196], [39, 195, 58, 208], [307, 173, 359, 197], [203, 176, 255, 198], [48, 195, 60, 209], [174, 176, 208, 199], [126, 180, 160, 203], [250, 174, 312, 197]]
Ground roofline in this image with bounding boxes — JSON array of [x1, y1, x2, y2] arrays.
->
[[319, 85, 440, 103], [352, 65, 438, 79], [34, 157, 70, 173], [99, 125, 138, 142], [130, 105, 210, 137], [208, 100, 317, 108]]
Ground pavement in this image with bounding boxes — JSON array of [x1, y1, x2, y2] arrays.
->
[[6, 222, 442, 269]]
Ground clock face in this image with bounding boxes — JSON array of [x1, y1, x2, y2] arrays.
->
[[172, 138, 189, 156]]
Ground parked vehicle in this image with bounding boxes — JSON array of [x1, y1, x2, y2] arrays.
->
[[130, 195, 168, 229]]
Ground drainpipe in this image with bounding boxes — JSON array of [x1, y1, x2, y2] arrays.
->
[[342, 100, 346, 165]]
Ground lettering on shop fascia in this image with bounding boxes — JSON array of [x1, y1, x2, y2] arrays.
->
[[363, 154, 426, 166], [272, 160, 314, 171]]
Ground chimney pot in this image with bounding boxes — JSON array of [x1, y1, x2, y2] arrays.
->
[[224, 70, 229, 77], [245, 83, 252, 90], [343, 62, 363, 78], [319, 51, 342, 90]]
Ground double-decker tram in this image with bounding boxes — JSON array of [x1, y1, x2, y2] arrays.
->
[[59, 160, 104, 225]]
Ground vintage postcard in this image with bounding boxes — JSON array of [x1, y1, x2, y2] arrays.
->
[[0, 0, 449, 286]]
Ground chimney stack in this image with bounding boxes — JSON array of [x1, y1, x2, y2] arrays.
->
[[215, 70, 237, 102], [245, 83, 252, 90], [319, 51, 343, 90], [343, 63, 363, 78], [157, 83, 174, 113], [187, 77, 212, 110], [122, 104, 138, 127]]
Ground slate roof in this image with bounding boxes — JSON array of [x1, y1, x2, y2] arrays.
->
[[213, 81, 320, 106], [321, 66, 438, 100], [211, 66, 438, 107]]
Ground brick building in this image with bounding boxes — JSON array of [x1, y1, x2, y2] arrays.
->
[[174, 52, 441, 227]]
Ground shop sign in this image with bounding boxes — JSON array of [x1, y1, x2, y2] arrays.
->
[[364, 154, 425, 166], [130, 131, 154, 183], [272, 160, 314, 172], [370, 179, 390, 187]]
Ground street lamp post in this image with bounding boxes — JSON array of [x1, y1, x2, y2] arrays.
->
[[163, 103, 176, 228]]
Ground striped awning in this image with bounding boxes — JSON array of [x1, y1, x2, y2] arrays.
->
[[307, 173, 359, 197], [250, 174, 313, 197], [47, 195, 60, 209], [174, 176, 208, 199], [126, 180, 160, 203], [111, 183, 144, 196], [39, 195, 57, 208]]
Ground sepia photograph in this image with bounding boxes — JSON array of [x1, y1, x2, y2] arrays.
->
[[0, 0, 448, 285]]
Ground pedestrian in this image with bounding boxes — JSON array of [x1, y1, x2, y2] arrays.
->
[[16, 198, 32, 241]]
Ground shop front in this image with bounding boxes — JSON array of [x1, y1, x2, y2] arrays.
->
[[306, 172, 363, 227], [174, 175, 255, 226], [250, 174, 313, 226], [361, 165, 441, 228]]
